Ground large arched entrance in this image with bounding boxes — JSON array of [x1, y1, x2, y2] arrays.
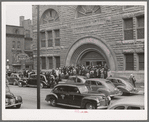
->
[[65, 37, 117, 71]]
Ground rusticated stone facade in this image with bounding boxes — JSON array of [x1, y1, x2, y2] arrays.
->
[[32, 5, 145, 82]]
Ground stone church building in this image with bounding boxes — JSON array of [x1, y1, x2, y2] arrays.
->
[[32, 5, 145, 82]]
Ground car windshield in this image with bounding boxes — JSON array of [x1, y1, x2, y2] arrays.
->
[[78, 86, 88, 93], [105, 80, 115, 87]]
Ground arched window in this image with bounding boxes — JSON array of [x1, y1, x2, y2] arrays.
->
[[41, 9, 59, 24], [76, 5, 101, 18]]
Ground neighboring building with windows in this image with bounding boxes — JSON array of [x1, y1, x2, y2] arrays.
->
[[6, 17, 33, 72], [32, 5, 145, 82]]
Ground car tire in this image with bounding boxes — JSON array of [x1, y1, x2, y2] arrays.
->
[[49, 97, 57, 107], [16, 104, 21, 108], [40, 83, 44, 88], [85, 102, 96, 109], [18, 82, 23, 87]]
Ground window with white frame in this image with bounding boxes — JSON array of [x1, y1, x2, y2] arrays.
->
[[123, 18, 133, 40], [137, 15, 144, 39]]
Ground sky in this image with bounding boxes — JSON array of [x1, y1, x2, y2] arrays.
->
[[6, 5, 32, 26]]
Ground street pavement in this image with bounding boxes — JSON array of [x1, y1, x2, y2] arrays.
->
[[6, 83, 144, 109]]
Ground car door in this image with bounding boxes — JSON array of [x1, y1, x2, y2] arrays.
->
[[90, 80, 98, 91], [55, 86, 69, 104], [68, 86, 83, 106]]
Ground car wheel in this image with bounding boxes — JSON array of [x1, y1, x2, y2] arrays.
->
[[18, 82, 23, 87], [85, 102, 96, 109], [49, 97, 57, 107], [16, 104, 21, 108], [40, 83, 44, 88]]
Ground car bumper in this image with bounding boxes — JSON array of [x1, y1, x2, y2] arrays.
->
[[97, 105, 108, 109], [6, 102, 22, 108], [110, 92, 123, 97]]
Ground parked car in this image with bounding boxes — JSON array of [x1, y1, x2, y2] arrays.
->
[[108, 95, 144, 110], [45, 84, 111, 109], [18, 74, 50, 88], [106, 77, 138, 95], [61, 76, 87, 84], [7, 73, 22, 85], [6, 84, 23, 108], [84, 78, 122, 97]]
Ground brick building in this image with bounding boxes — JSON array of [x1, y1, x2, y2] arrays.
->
[[6, 17, 33, 72], [32, 5, 145, 82]]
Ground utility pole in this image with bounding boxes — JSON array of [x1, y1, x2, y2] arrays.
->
[[37, 5, 40, 109]]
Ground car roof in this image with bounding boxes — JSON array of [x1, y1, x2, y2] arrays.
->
[[86, 78, 109, 82], [109, 95, 144, 109], [55, 83, 85, 87], [107, 77, 129, 80]]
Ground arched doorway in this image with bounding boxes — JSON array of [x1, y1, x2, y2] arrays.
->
[[65, 37, 117, 71]]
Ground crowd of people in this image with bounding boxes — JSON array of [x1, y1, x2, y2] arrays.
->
[[6, 63, 137, 88]]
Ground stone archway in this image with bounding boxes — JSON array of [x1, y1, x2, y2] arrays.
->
[[65, 37, 117, 71]]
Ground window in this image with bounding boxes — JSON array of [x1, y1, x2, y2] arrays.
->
[[138, 53, 144, 70], [54, 30, 60, 46], [137, 15, 144, 39], [127, 106, 141, 110], [48, 57, 53, 69], [114, 106, 125, 109], [40, 32, 46, 47], [91, 81, 96, 85], [41, 57, 46, 69], [17, 41, 20, 48], [125, 54, 134, 70], [123, 18, 133, 40], [55, 56, 60, 68], [48, 31, 53, 47], [26, 30, 30, 37], [97, 81, 102, 85], [12, 41, 15, 48], [41, 9, 59, 24], [76, 5, 101, 18]]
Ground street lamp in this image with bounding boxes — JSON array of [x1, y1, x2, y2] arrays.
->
[[6, 59, 10, 71]]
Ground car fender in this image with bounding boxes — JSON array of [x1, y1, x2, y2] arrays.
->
[[41, 80, 48, 86], [117, 86, 129, 93], [97, 88, 110, 96], [45, 93, 58, 101], [81, 96, 97, 108], [18, 80, 27, 85]]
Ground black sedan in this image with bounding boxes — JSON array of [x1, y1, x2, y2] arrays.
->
[[18, 74, 50, 88], [6, 84, 22, 108], [45, 84, 111, 109]]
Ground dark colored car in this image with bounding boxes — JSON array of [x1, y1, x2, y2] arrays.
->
[[106, 77, 138, 95], [45, 84, 111, 109], [6, 84, 22, 108], [18, 74, 50, 88], [7, 73, 22, 85], [85, 78, 122, 97]]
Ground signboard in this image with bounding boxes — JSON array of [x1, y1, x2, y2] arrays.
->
[[17, 53, 30, 61]]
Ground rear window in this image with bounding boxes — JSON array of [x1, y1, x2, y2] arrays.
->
[[114, 106, 125, 109], [127, 106, 141, 110]]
